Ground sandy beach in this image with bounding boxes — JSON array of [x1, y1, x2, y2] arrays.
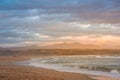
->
[[0, 56, 94, 80], [0, 56, 120, 80], [0, 65, 95, 80], [91, 76, 120, 80], [1, 0, 120, 80]]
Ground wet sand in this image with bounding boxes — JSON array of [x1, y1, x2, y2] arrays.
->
[[91, 76, 120, 80], [0, 56, 120, 80], [0, 65, 95, 80], [0, 56, 94, 80]]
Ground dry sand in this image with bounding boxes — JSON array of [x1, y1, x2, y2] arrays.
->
[[0, 56, 120, 80], [0, 65, 96, 80], [0, 56, 94, 80]]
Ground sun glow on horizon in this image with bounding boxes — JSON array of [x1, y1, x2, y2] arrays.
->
[[0, 0, 120, 49]]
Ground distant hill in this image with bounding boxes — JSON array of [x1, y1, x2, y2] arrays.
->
[[39, 42, 101, 49], [0, 42, 120, 50], [0, 43, 120, 56], [0, 43, 101, 50], [6, 45, 40, 50]]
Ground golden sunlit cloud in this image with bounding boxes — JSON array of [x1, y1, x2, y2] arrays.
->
[[11, 35, 119, 49]]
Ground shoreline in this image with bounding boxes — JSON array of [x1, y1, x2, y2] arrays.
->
[[17, 60, 120, 78], [0, 56, 94, 80], [16, 56, 120, 80], [0, 56, 120, 80]]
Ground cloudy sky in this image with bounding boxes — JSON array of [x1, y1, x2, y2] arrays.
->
[[0, 0, 120, 47]]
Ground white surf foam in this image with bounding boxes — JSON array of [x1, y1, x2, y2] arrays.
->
[[16, 56, 120, 78]]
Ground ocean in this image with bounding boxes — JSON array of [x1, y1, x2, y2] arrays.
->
[[17, 55, 120, 78]]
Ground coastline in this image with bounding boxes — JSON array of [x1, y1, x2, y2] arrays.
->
[[0, 56, 94, 80], [16, 57, 120, 80], [91, 76, 120, 80], [0, 56, 120, 80]]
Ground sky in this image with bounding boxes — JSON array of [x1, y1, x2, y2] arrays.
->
[[0, 0, 120, 48]]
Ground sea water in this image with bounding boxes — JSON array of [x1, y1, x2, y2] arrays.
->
[[17, 55, 120, 78]]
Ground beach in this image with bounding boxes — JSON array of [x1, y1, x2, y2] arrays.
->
[[0, 56, 120, 80], [0, 56, 94, 80]]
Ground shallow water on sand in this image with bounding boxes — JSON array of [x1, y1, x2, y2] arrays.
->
[[17, 55, 120, 78]]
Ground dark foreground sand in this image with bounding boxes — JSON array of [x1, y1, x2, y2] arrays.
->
[[0, 65, 95, 80], [0, 56, 119, 80], [0, 56, 94, 80]]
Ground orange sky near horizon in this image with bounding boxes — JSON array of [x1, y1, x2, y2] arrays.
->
[[0, 0, 120, 48]]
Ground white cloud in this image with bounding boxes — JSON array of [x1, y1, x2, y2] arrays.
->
[[70, 22, 91, 28], [34, 33, 50, 38]]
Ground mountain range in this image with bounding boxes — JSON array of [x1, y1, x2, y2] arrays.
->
[[0, 43, 101, 50]]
